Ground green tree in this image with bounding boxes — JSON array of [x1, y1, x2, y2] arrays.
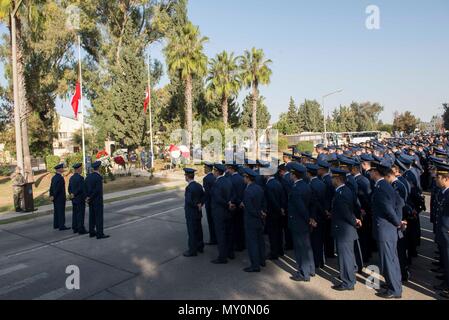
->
[[164, 21, 208, 144], [443, 103, 449, 130], [328, 106, 357, 132], [206, 51, 241, 129], [393, 111, 419, 134], [298, 99, 323, 132], [275, 97, 301, 135], [350, 101, 384, 131], [240, 95, 271, 130], [239, 47, 272, 133]]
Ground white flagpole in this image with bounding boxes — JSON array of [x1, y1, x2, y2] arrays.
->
[[78, 35, 86, 176], [148, 55, 154, 170]]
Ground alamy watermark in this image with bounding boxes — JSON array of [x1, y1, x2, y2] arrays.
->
[[366, 5, 381, 30], [65, 265, 80, 290]]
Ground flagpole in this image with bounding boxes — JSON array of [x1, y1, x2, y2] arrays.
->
[[78, 35, 86, 176], [147, 55, 154, 171]]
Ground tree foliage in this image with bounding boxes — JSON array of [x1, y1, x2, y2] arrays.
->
[[393, 111, 420, 134]]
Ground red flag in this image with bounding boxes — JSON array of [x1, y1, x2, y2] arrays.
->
[[144, 85, 151, 113], [71, 82, 81, 120]]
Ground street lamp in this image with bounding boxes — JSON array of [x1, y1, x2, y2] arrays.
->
[[322, 89, 343, 146]]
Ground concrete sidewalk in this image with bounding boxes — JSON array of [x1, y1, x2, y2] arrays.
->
[[0, 180, 185, 224]]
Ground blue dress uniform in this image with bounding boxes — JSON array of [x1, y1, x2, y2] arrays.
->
[[228, 166, 246, 252], [85, 161, 109, 239], [434, 163, 449, 297], [49, 164, 68, 230], [68, 163, 87, 234], [318, 159, 336, 259], [211, 164, 233, 264], [391, 178, 409, 281], [371, 168, 403, 298], [281, 164, 294, 251], [203, 163, 217, 245], [265, 176, 287, 259], [330, 169, 359, 291], [242, 168, 267, 272], [288, 163, 315, 282], [183, 168, 205, 257], [307, 164, 327, 269], [354, 171, 373, 262]]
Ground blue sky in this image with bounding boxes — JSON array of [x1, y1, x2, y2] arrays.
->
[[3, 0, 449, 124]]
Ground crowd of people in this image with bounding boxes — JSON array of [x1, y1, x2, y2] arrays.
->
[[182, 133, 449, 300]]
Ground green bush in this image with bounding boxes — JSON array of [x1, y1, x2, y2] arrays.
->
[[65, 153, 83, 172], [0, 165, 12, 176], [296, 141, 314, 154], [45, 155, 61, 173], [278, 136, 289, 152]]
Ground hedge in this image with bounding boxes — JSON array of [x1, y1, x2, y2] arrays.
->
[[65, 153, 83, 172], [296, 141, 314, 154], [45, 155, 61, 173]]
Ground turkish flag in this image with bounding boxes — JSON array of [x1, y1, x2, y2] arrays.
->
[[71, 82, 81, 120], [144, 85, 151, 113]]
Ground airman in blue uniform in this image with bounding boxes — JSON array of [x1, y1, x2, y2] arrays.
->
[[203, 162, 217, 245], [227, 163, 246, 252], [68, 163, 87, 235], [183, 168, 205, 257], [433, 162, 449, 299], [288, 162, 316, 282], [370, 160, 404, 299], [49, 163, 69, 231], [330, 168, 361, 291], [85, 161, 110, 240], [210, 163, 233, 264], [241, 167, 267, 272], [265, 170, 287, 260]]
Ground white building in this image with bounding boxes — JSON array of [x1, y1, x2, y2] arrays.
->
[[53, 115, 87, 157]]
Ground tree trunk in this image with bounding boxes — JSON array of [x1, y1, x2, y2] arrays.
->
[[252, 84, 258, 131], [16, 16, 33, 183], [222, 94, 228, 129], [185, 74, 193, 146]]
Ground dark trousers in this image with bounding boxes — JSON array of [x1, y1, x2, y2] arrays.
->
[[336, 240, 357, 289], [53, 200, 66, 229], [89, 202, 104, 236], [266, 214, 284, 258], [186, 213, 203, 254], [72, 202, 86, 232], [232, 208, 245, 251], [212, 209, 232, 261], [354, 240, 364, 271], [358, 218, 372, 262], [245, 224, 265, 269], [397, 236, 409, 280], [292, 231, 315, 280], [378, 240, 402, 297], [282, 214, 293, 250], [311, 223, 325, 267], [442, 246, 449, 287], [324, 219, 335, 257], [205, 202, 217, 244]]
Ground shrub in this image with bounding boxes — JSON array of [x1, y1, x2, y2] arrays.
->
[[0, 165, 12, 177], [296, 141, 314, 154], [65, 153, 83, 172], [45, 155, 61, 173], [278, 136, 289, 152]]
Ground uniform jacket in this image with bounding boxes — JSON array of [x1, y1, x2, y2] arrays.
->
[[435, 189, 449, 247], [50, 173, 66, 202], [243, 183, 266, 228], [229, 173, 245, 206], [309, 177, 327, 223], [331, 185, 359, 242], [68, 173, 86, 205], [85, 172, 104, 206], [265, 177, 286, 217], [288, 179, 312, 234], [211, 175, 232, 215], [202, 173, 216, 205], [185, 180, 205, 218]]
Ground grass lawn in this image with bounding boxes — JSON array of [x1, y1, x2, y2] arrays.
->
[[0, 172, 170, 214]]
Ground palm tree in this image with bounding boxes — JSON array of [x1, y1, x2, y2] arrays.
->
[[206, 51, 241, 129], [239, 48, 272, 132], [164, 22, 208, 145]]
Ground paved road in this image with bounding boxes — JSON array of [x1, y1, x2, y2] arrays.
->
[[0, 191, 443, 300]]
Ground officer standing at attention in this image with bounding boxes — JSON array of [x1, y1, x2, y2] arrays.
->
[[85, 161, 110, 240], [227, 163, 246, 252], [210, 163, 233, 264], [241, 167, 267, 272], [370, 160, 405, 299], [183, 168, 205, 257], [203, 162, 217, 245], [288, 162, 317, 282], [433, 162, 449, 299], [11, 167, 26, 213], [68, 163, 87, 235], [330, 168, 362, 291], [265, 169, 287, 260], [49, 163, 69, 231], [306, 163, 327, 270]]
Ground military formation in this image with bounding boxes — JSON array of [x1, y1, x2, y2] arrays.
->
[[182, 133, 449, 300], [49, 161, 110, 239]]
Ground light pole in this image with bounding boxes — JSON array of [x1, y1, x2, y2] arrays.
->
[[322, 89, 343, 146]]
